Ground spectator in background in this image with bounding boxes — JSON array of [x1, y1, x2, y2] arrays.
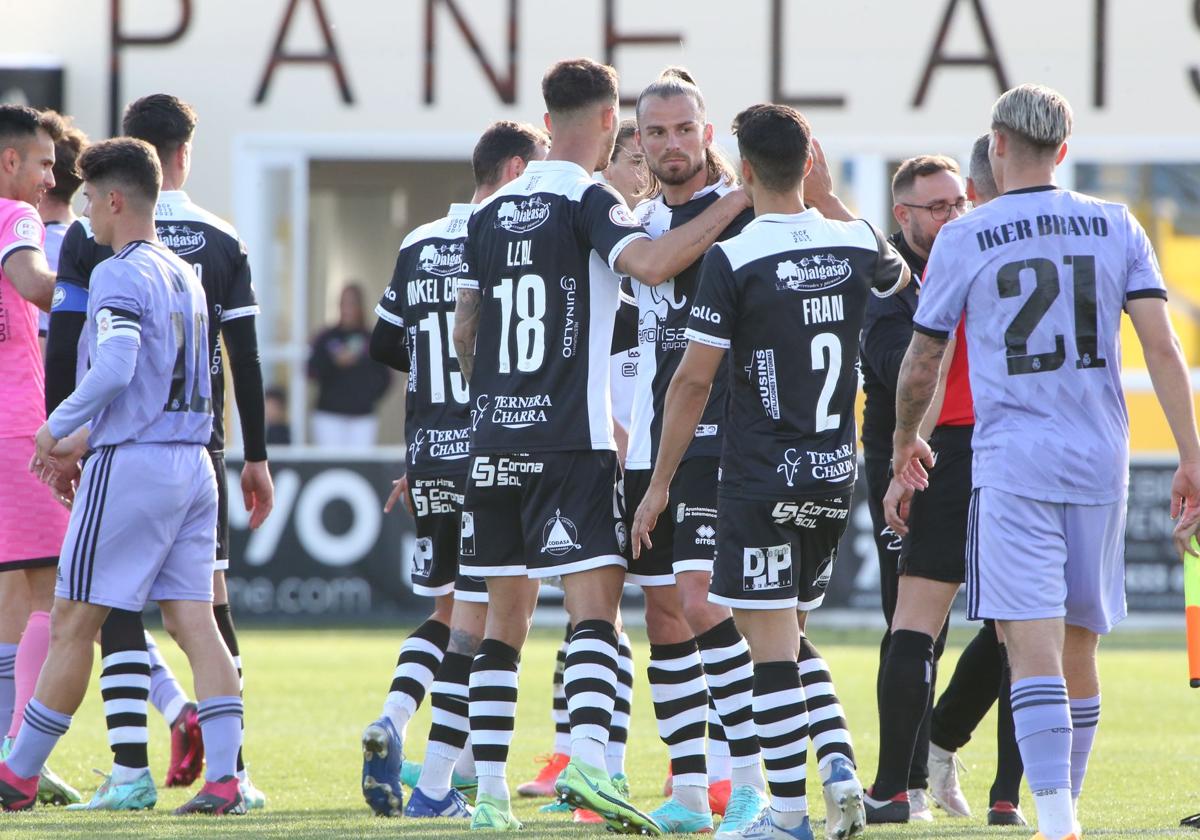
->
[[308, 283, 391, 447], [265, 385, 291, 445], [599, 118, 651, 207]]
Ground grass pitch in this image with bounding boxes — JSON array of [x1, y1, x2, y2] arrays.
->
[[2, 625, 1197, 838]]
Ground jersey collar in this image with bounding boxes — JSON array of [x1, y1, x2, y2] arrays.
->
[[448, 202, 475, 218], [156, 190, 190, 211], [1003, 184, 1059, 196], [745, 207, 823, 227], [526, 159, 594, 179]]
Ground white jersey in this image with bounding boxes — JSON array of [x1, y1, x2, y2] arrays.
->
[[915, 185, 1167, 504]]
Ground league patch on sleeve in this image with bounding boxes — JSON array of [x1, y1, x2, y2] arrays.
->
[[609, 203, 640, 228], [14, 216, 41, 243]]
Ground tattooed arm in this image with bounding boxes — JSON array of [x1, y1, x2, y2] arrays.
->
[[452, 287, 482, 383], [892, 331, 949, 488]]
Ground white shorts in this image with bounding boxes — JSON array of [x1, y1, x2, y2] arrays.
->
[[966, 486, 1127, 635]]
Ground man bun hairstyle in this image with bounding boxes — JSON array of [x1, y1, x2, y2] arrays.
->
[[635, 65, 706, 122], [78, 137, 163, 206], [731, 103, 811, 193], [472, 120, 549, 188], [122, 94, 198, 163], [542, 58, 619, 116], [991, 83, 1073, 153], [47, 114, 88, 203], [891, 154, 960, 201]]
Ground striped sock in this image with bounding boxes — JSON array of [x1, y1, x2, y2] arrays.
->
[[798, 636, 856, 776], [418, 651, 472, 797], [145, 630, 189, 726], [754, 661, 809, 825], [707, 694, 731, 782], [470, 639, 520, 801], [552, 624, 571, 756], [0, 642, 16, 736], [649, 639, 709, 794], [1011, 676, 1073, 838], [7, 698, 71, 779], [607, 632, 634, 777], [565, 620, 618, 771], [384, 618, 450, 737], [697, 618, 764, 790], [198, 695, 243, 782], [99, 608, 149, 772], [1068, 695, 1100, 801]]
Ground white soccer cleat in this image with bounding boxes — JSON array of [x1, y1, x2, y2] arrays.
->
[[907, 788, 934, 822], [927, 743, 971, 818], [821, 758, 865, 839]]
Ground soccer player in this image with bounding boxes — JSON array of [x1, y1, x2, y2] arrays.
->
[[915, 135, 1026, 828], [892, 83, 1200, 840], [359, 119, 549, 819], [452, 57, 751, 833], [0, 137, 245, 816], [0, 104, 82, 807], [42, 94, 274, 810], [36, 114, 87, 353], [858, 153, 965, 823], [633, 103, 910, 840]]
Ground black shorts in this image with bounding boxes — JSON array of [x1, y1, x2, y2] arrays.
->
[[899, 425, 973, 584], [459, 450, 625, 579], [210, 450, 229, 571], [409, 473, 487, 602], [623, 457, 719, 586], [710, 493, 851, 610]]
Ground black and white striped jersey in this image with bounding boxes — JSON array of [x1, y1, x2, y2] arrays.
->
[[626, 183, 753, 470], [459, 160, 650, 454], [375, 203, 473, 475], [686, 210, 907, 500]]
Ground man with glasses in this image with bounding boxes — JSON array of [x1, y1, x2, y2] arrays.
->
[[858, 154, 968, 822]]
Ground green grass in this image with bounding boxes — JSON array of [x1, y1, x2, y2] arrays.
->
[[3, 625, 1198, 838]]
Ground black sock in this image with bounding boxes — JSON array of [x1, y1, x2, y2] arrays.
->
[[930, 620, 1001, 753], [990, 643, 1024, 806], [100, 609, 150, 771], [873, 629, 934, 800], [213, 603, 246, 773], [908, 619, 948, 790]]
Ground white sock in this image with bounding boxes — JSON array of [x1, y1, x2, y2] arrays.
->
[[731, 760, 766, 791], [454, 738, 476, 779], [571, 736, 607, 772], [476, 768, 509, 802], [417, 749, 457, 799], [673, 783, 709, 814], [772, 805, 807, 829], [1034, 788, 1076, 839], [382, 703, 413, 740], [111, 763, 145, 785]]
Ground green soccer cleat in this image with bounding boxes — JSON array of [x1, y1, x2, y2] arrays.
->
[[65, 769, 157, 811], [470, 792, 523, 831], [554, 759, 662, 835], [539, 798, 572, 814], [239, 772, 267, 810], [649, 798, 715, 834], [714, 784, 770, 838], [401, 758, 478, 803]]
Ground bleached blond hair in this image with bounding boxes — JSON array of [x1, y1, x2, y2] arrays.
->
[[991, 84, 1073, 151]]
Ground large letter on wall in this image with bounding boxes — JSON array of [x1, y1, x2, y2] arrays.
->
[[255, 0, 354, 105], [110, 0, 192, 135], [770, 0, 847, 108], [604, 0, 682, 107], [912, 0, 1010, 107], [424, 0, 518, 105]]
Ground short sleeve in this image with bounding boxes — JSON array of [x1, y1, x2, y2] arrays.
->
[[912, 228, 969, 340], [375, 246, 411, 329], [684, 246, 737, 349], [55, 220, 96, 290], [578, 183, 650, 271], [89, 260, 145, 347], [457, 223, 479, 292], [220, 240, 260, 322], [865, 220, 908, 297], [1123, 209, 1167, 303], [0, 205, 43, 267]]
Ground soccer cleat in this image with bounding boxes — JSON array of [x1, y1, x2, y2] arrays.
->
[[821, 758, 866, 839], [239, 772, 267, 810], [539, 798, 571, 814], [927, 743, 971, 818], [405, 786, 473, 818], [555, 759, 661, 835], [649, 798, 715, 834], [0, 761, 38, 812], [575, 806, 604, 823], [361, 717, 403, 816], [735, 808, 815, 839], [470, 792, 523, 830], [709, 778, 731, 816], [714, 785, 770, 838], [988, 800, 1028, 826], [65, 769, 157, 811], [173, 774, 246, 815], [517, 752, 568, 797], [907, 788, 934, 822], [401, 758, 478, 801], [863, 786, 908, 825], [165, 701, 204, 787]]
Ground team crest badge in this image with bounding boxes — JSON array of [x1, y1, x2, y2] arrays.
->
[[541, 509, 581, 556]]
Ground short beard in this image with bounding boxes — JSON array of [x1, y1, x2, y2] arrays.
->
[[908, 224, 936, 257], [651, 155, 705, 187]]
